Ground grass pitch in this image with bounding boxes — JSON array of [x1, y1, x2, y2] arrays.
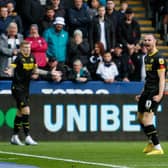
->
[[0, 141, 168, 168]]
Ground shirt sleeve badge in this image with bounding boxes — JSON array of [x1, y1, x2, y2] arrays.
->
[[159, 58, 164, 64]]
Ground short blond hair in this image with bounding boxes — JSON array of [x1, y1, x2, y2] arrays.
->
[[20, 40, 31, 48]]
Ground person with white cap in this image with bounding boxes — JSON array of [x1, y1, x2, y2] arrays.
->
[[43, 16, 69, 64]]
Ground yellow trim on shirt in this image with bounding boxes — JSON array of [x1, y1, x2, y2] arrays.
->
[[148, 49, 158, 56], [10, 64, 17, 68]]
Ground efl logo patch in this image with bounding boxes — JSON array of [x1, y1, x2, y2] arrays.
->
[[159, 58, 164, 64]]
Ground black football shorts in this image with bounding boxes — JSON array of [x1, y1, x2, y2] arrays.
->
[[12, 87, 29, 109], [138, 89, 161, 114]]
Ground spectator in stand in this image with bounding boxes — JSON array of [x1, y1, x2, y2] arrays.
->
[[49, 0, 66, 18], [43, 17, 69, 64], [68, 59, 91, 83], [46, 0, 74, 9], [0, 22, 23, 78], [89, 5, 115, 51], [86, 0, 100, 20], [25, 24, 48, 69], [0, 6, 13, 35], [6, 2, 23, 34], [106, 0, 119, 35], [118, 8, 141, 55], [39, 57, 68, 82], [121, 48, 135, 81], [15, 0, 44, 36], [67, 0, 91, 38], [41, 6, 55, 33], [67, 29, 90, 67], [117, 0, 128, 21], [113, 43, 130, 82], [96, 51, 118, 83], [87, 42, 104, 80], [130, 43, 147, 81]]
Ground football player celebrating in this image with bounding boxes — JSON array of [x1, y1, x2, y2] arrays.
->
[[136, 34, 167, 155]]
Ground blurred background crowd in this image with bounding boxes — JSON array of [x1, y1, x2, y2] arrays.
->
[[0, 0, 167, 83]]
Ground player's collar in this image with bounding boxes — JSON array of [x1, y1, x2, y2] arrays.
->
[[148, 49, 158, 57]]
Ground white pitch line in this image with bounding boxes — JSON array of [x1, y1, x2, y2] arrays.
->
[[0, 151, 129, 168]]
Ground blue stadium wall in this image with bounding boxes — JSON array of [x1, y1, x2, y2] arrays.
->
[[0, 81, 168, 141]]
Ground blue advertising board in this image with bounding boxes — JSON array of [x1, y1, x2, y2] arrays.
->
[[0, 80, 144, 94]]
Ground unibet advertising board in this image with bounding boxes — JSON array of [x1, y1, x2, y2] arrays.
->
[[0, 95, 167, 141]]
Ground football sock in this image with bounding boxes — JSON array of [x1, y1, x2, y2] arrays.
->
[[22, 114, 30, 136], [13, 115, 22, 135], [144, 125, 159, 146]]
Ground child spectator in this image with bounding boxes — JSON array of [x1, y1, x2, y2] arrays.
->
[[96, 51, 118, 83]]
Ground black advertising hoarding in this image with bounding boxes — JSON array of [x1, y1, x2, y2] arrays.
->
[[0, 95, 168, 141]]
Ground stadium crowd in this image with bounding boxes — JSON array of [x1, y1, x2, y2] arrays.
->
[[0, 0, 151, 83]]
